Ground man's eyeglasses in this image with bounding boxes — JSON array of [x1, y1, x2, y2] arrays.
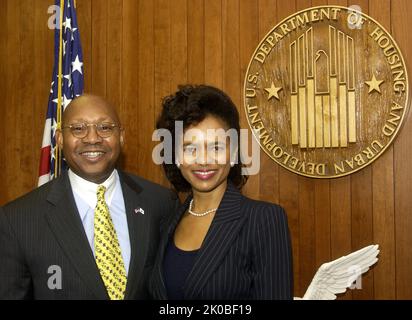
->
[[61, 123, 121, 139]]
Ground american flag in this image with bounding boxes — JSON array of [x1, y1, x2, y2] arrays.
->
[[38, 0, 84, 186]]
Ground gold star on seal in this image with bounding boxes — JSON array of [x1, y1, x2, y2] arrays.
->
[[365, 74, 384, 94], [264, 82, 283, 101]]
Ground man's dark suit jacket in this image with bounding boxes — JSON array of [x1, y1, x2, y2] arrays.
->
[[0, 170, 179, 300], [150, 182, 294, 300]]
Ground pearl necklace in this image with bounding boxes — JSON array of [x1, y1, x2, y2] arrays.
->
[[188, 199, 218, 217]]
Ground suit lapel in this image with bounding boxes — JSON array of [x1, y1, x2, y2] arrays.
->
[[152, 196, 190, 299], [45, 171, 108, 299], [183, 183, 246, 299], [118, 172, 150, 300]]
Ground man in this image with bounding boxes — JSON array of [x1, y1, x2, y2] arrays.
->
[[0, 94, 179, 299]]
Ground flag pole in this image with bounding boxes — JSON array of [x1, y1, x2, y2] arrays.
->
[[55, 0, 65, 177]]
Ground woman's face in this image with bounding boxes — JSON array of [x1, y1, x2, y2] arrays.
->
[[177, 115, 234, 194]]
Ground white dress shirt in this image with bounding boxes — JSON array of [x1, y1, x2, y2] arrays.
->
[[68, 169, 131, 275]]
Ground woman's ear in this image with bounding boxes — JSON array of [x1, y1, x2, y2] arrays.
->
[[120, 129, 125, 146], [230, 145, 239, 167]]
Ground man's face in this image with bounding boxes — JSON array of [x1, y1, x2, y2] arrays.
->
[[56, 97, 124, 184]]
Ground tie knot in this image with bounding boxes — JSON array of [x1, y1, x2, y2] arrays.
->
[[97, 185, 106, 199]]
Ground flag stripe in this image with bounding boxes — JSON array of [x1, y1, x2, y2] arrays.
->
[[38, 0, 84, 186], [41, 118, 52, 148], [38, 146, 51, 176]]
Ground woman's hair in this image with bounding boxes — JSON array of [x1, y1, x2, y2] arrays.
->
[[156, 84, 248, 193]]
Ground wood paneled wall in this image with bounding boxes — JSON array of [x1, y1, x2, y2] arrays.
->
[[1, 0, 411, 299]]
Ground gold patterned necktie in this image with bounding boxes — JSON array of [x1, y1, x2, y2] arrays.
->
[[94, 185, 127, 300]]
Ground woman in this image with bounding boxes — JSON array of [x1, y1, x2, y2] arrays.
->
[[150, 84, 293, 300]]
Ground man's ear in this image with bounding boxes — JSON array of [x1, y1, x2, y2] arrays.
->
[[56, 129, 63, 150]]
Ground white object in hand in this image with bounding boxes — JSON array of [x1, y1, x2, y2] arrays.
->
[[295, 244, 380, 300]]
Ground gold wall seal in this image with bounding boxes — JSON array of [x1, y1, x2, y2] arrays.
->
[[244, 6, 410, 178]]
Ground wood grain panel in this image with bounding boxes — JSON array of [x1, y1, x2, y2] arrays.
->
[[76, 0, 91, 91], [312, 0, 333, 288], [167, 0, 188, 188], [349, 0, 375, 301], [154, 0, 171, 185], [171, 0, 188, 87], [222, 0, 244, 201], [257, 0, 278, 205], [330, 177, 353, 299], [298, 176, 316, 297], [351, 168, 374, 299], [296, 0, 317, 298], [4, 0, 20, 202], [222, 0, 240, 105], [19, 0, 35, 193], [314, 179, 331, 268], [205, 0, 222, 88], [276, 0, 300, 297], [240, 0, 260, 200], [1, 0, 412, 300], [106, 0, 123, 108], [328, 0, 353, 301], [121, 0, 139, 173], [91, 0, 107, 96], [370, 0, 396, 300], [392, 0, 412, 300], [0, 0, 7, 204], [33, 0, 54, 192], [188, 0, 205, 83], [136, 0, 156, 182]]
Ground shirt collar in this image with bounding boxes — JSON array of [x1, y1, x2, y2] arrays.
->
[[68, 169, 118, 210]]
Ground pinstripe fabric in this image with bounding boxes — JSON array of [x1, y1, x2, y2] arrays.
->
[[150, 183, 294, 300], [0, 171, 179, 300]]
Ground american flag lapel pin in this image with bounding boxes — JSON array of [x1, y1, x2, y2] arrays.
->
[[134, 207, 145, 215]]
